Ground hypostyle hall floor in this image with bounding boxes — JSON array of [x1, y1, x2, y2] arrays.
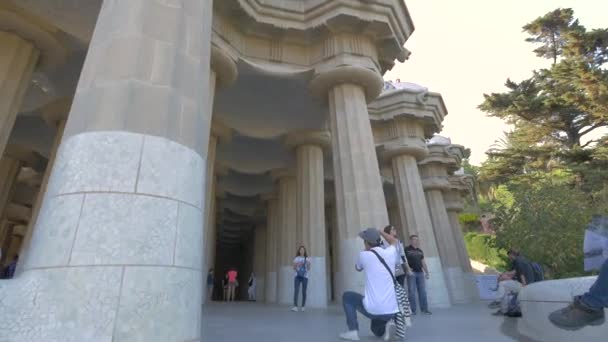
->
[[202, 301, 537, 341]]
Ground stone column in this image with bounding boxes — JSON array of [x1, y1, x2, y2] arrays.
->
[[0, 1, 215, 340], [445, 176, 479, 302], [16, 98, 70, 275], [286, 130, 330, 308], [419, 144, 467, 304], [0, 32, 38, 156], [253, 225, 266, 302], [0, 156, 22, 223], [380, 122, 451, 308], [263, 193, 279, 303], [311, 65, 389, 296], [273, 170, 297, 305], [202, 121, 232, 302], [0, 8, 66, 156]]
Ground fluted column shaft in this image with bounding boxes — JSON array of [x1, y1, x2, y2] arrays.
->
[[0, 156, 21, 221], [295, 143, 327, 307], [253, 226, 266, 301], [16, 120, 66, 276], [424, 188, 466, 304], [265, 198, 279, 303], [392, 154, 451, 308], [276, 175, 297, 305], [201, 134, 217, 304], [0, 32, 40, 156], [328, 83, 389, 296]]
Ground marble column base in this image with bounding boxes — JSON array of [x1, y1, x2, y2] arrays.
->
[[424, 256, 452, 308], [0, 131, 206, 342], [306, 256, 328, 308], [255, 277, 265, 302], [338, 237, 366, 295], [444, 267, 467, 304], [265, 271, 277, 303], [277, 266, 293, 305]]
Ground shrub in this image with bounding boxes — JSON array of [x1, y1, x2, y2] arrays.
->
[[464, 232, 509, 271]]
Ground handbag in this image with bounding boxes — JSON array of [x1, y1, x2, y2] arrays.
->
[[370, 249, 412, 339]]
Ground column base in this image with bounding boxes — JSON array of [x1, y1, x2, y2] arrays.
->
[[277, 266, 293, 305], [265, 271, 277, 303], [424, 256, 452, 308], [464, 272, 480, 302], [338, 237, 366, 294], [444, 266, 467, 304], [255, 277, 265, 302], [0, 266, 202, 342], [305, 256, 328, 308]]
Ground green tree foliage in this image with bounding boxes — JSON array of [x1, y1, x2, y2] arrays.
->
[[491, 175, 608, 279], [464, 232, 508, 271], [478, 8, 608, 185], [471, 9, 608, 278]]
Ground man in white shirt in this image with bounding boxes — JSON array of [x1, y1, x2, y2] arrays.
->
[[339, 228, 400, 341]]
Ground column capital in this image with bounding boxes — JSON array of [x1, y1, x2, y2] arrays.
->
[[284, 130, 330, 150], [261, 191, 277, 202], [310, 65, 384, 103], [378, 137, 429, 162], [421, 176, 451, 192], [270, 168, 296, 181], [418, 143, 465, 173], [210, 119, 233, 144], [211, 45, 238, 88], [40, 97, 71, 127], [442, 189, 465, 213], [0, 6, 67, 69]]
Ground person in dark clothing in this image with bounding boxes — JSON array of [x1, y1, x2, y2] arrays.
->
[[490, 249, 534, 315], [405, 235, 431, 315]]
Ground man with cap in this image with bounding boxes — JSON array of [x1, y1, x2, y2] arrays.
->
[[339, 228, 400, 341]]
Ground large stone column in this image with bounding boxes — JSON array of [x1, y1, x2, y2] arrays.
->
[[0, 156, 21, 223], [445, 175, 479, 302], [263, 193, 279, 303], [16, 98, 70, 275], [0, 1, 214, 340], [202, 121, 232, 302], [286, 130, 330, 308], [273, 170, 297, 305], [380, 122, 451, 308], [0, 7, 66, 156], [311, 66, 389, 296], [253, 225, 266, 302], [419, 144, 468, 304]]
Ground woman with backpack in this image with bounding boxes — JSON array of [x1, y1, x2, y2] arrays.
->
[[292, 245, 311, 312]]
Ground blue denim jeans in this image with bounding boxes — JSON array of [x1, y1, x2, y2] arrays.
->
[[407, 272, 428, 313], [342, 291, 395, 336], [581, 259, 608, 310], [294, 276, 308, 307]]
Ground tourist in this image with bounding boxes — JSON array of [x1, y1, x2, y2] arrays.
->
[[248, 272, 257, 301], [207, 268, 214, 301], [405, 235, 432, 315], [549, 258, 607, 330], [227, 268, 238, 302], [339, 228, 399, 341], [383, 225, 411, 287], [292, 245, 311, 312], [490, 249, 535, 315], [4, 255, 18, 279]]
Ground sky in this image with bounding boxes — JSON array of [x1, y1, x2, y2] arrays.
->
[[385, 0, 608, 165]]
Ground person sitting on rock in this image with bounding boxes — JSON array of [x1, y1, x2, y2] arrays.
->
[[549, 258, 607, 330]]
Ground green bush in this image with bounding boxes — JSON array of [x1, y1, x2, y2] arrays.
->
[[458, 212, 480, 232], [464, 232, 509, 271]]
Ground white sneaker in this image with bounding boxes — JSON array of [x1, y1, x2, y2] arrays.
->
[[339, 330, 360, 341], [383, 320, 396, 341], [291, 307, 298, 312], [300, 307, 306, 312]]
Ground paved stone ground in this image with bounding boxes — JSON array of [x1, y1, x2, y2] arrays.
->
[[202, 302, 536, 341]]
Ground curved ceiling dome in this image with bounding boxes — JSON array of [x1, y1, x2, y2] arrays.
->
[[214, 61, 325, 139], [216, 135, 294, 174]]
